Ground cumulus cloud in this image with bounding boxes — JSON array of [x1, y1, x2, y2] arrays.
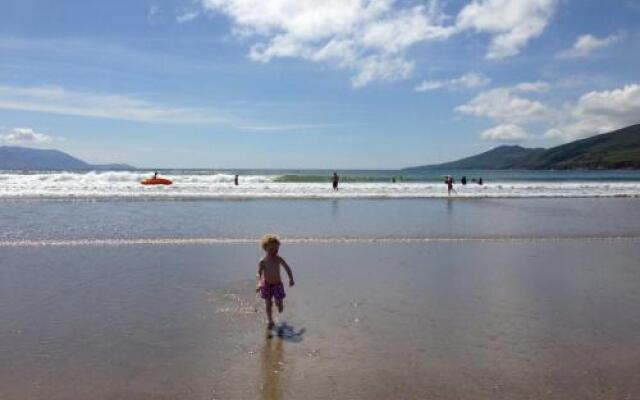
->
[[481, 123, 529, 142], [0, 127, 52, 144], [202, 0, 457, 87], [456, 81, 554, 141], [545, 84, 640, 140], [557, 32, 624, 59], [456, 84, 549, 123], [203, 0, 558, 86], [456, 0, 558, 59], [457, 82, 640, 142], [415, 72, 490, 92]]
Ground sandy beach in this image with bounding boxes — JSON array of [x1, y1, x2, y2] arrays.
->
[[1, 203, 640, 400]]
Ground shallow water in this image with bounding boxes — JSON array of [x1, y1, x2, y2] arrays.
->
[[1, 241, 639, 399], [1, 198, 640, 241]]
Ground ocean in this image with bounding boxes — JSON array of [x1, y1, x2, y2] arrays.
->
[[2, 169, 640, 199]]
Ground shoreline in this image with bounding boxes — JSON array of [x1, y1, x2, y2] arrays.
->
[[1, 194, 640, 201], [2, 234, 640, 248]]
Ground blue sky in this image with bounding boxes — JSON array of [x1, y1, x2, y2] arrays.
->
[[0, 0, 639, 168]]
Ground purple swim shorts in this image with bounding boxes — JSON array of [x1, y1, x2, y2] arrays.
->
[[260, 282, 286, 300]]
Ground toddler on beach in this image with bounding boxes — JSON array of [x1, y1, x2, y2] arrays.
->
[[256, 234, 294, 329]]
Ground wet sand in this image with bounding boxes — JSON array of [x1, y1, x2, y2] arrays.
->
[[1, 240, 639, 399], [3, 198, 640, 241]]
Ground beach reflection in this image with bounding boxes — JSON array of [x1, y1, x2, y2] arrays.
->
[[331, 199, 339, 220], [260, 337, 284, 400]]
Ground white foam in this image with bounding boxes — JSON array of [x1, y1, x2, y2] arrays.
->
[[1, 235, 638, 247], [1, 171, 640, 199]]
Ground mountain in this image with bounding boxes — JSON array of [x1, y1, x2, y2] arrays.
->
[[0, 146, 134, 170], [405, 124, 640, 170], [406, 145, 546, 170]]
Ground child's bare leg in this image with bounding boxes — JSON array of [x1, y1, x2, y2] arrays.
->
[[265, 299, 274, 327], [275, 298, 284, 313]]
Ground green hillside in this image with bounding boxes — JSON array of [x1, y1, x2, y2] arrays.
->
[[525, 124, 640, 169], [406, 124, 640, 170]]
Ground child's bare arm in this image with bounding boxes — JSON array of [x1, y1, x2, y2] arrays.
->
[[279, 257, 295, 287], [256, 261, 264, 292], [257, 261, 265, 279]]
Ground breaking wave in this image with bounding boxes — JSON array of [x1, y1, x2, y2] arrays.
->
[[1, 171, 640, 199]]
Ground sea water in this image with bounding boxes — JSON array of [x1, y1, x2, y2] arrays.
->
[[1, 169, 640, 199]]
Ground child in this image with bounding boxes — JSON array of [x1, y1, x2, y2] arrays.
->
[[257, 234, 295, 329]]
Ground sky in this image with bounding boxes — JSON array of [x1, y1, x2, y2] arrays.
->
[[0, 0, 639, 169]]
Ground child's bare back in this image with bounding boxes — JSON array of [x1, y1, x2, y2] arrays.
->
[[256, 234, 294, 329]]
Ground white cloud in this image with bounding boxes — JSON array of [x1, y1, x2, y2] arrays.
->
[[202, 0, 558, 86], [453, 72, 491, 88], [456, 0, 557, 59], [415, 80, 445, 92], [415, 72, 490, 92], [0, 127, 52, 144], [0, 85, 225, 124], [545, 84, 640, 140], [513, 81, 550, 92], [202, 0, 561, 88], [202, 0, 455, 87], [481, 124, 529, 142], [557, 32, 624, 59], [0, 85, 338, 132], [456, 85, 549, 123], [177, 10, 200, 23], [147, 5, 162, 23], [458, 81, 640, 143], [351, 55, 414, 88]]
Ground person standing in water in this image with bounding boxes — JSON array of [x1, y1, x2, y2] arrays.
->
[[332, 172, 339, 191], [234, 174, 239, 186], [445, 175, 456, 196], [153, 170, 158, 179]]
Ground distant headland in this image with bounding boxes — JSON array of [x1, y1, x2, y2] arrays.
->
[[405, 124, 640, 171], [0, 146, 134, 170]]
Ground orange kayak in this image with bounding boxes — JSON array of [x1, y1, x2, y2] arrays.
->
[[141, 178, 173, 185]]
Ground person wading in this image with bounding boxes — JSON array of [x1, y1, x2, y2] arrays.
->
[[332, 171, 339, 191]]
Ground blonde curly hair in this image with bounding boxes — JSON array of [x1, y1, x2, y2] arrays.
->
[[260, 234, 281, 250]]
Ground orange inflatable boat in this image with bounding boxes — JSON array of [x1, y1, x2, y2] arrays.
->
[[141, 178, 173, 185]]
